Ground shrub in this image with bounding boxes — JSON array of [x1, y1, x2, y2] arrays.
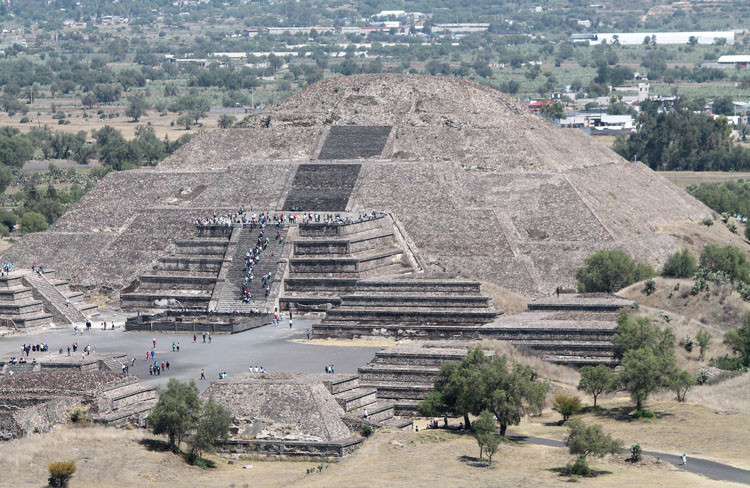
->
[[552, 394, 582, 423], [700, 245, 750, 283], [360, 425, 373, 437], [568, 455, 591, 476], [69, 405, 90, 424], [48, 461, 76, 487], [643, 279, 656, 295], [662, 249, 697, 278], [19, 211, 49, 233], [695, 369, 710, 385], [696, 329, 711, 361], [680, 336, 695, 353], [565, 419, 622, 458], [576, 250, 655, 293], [630, 443, 642, 462], [631, 409, 656, 419], [699, 217, 714, 226]]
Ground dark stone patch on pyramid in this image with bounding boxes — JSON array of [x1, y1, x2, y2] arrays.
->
[[318, 126, 391, 160], [282, 164, 362, 211]]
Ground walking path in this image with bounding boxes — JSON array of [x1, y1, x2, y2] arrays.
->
[[507, 432, 750, 485]]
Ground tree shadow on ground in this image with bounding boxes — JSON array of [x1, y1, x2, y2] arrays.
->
[[139, 438, 171, 452], [458, 455, 491, 468], [547, 466, 612, 477], [591, 406, 674, 422], [183, 453, 216, 469]]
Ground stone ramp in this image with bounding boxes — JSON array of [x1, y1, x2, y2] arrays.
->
[[317, 126, 391, 160], [21, 271, 93, 325], [213, 225, 289, 313], [282, 163, 362, 211]]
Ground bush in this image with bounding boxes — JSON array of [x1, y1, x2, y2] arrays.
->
[[552, 394, 582, 423], [19, 211, 49, 233], [48, 461, 76, 487], [0, 208, 17, 230], [360, 425, 373, 437], [576, 250, 656, 293], [680, 336, 696, 353], [69, 405, 90, 424], [568, 455, 591, 476], [700, 245, 750, 283], [643, 279, 655, 295], [630, 443, 642, 462], [700, 217, 714, 226], [631, 409, 656, 419], [662, 249, 697, 278]]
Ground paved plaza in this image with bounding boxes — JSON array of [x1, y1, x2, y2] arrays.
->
[[0, 314, 383, 391]]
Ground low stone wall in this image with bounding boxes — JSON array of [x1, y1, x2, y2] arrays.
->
[[216, 437, 364, 460], [125, 311, 271, 334], [0, 396, 80, 440]]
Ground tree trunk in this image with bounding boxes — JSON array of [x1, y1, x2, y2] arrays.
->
[[500, 423, 507, 436], [636, 397, 643, 411], [464, 413, 471, 430], [593, 394, 598, 408]]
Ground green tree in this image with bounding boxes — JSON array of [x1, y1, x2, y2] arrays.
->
[[723, 312, 750, 367], [418, 345, 487, 429], [48, 461, 76, 487], [552, 394, 582, 423], [125, 93, 148, 122], [696, 328, 711, 361], [481, 357, 549, 436], [662, 249, 698, 278], [565, 418, 622, 475], [147, 379, 201, 453], [177, 114, 194, 130], [576, 250, 655, 293], [712, 96, 734, 116], [700, 245, 750, 283], [187, 399, 231, 464], [745, 223, 750, 242], [643, 279, 656, 296], [669, 369, 696, 402], [218, 115, 236, 129], [577, 365, 616, 408], [540, 100, 565, 119], [613, 314, 675, 359], [620, 347, 675, 411], [0, 208, 16, 230], [19, 211, 48, 233], [473, 410, 501, 466], [0, 128, 33, 168]]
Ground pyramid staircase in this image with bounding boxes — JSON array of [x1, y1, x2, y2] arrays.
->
[[212, 224, 289, 313], [22, 271, 98, 324], [324, 374, 412, 430], [281, 216, 412, 311], [121, 226, 232, 311]]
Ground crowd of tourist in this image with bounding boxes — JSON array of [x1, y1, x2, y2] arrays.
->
[[195, 208, 388, 228], [1, 262, 14, 276]]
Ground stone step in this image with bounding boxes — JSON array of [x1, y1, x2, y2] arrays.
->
[[334, 386, 378, 412], [293, 228, 395, 256], [289, 247, 403, 274], [323, 374, 360, 394], [347, 400, 395, 423], [339, 294, 492, 308], [373, 351, 466, 367], [324, 307, 498, 324], [23, 272, 88, 324], [542, 355, 619, 367], [282, 163, 362, 212], [138, 274, 217, 290], [358, 365, 440, 384], [380, 416, 413, 430], [393, 399, 422, 416], [360, 381, 434, 401], [354, 280, 483, 295], [279, 296, 342, 312]]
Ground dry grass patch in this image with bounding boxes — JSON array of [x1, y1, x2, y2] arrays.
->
[[515, 396, 750, 471], [0, 424, 738, 488], [480, 281, 528, 316], [482, 339, 581, 388]]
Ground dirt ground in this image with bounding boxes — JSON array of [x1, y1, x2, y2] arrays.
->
[[0, 108, 221, 140], [0, 424, 740, 488], [514, 396, 750, 472], [656, 171, 750, 190]]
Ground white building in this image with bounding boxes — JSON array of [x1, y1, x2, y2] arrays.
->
[[584, 31, 734, 45], [717, 55, 750, 67]]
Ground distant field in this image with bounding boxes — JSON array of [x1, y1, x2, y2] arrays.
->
[[657, 171, 750, 189]]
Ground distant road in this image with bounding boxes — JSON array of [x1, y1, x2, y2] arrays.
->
[[508, 433, 750, 485]]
